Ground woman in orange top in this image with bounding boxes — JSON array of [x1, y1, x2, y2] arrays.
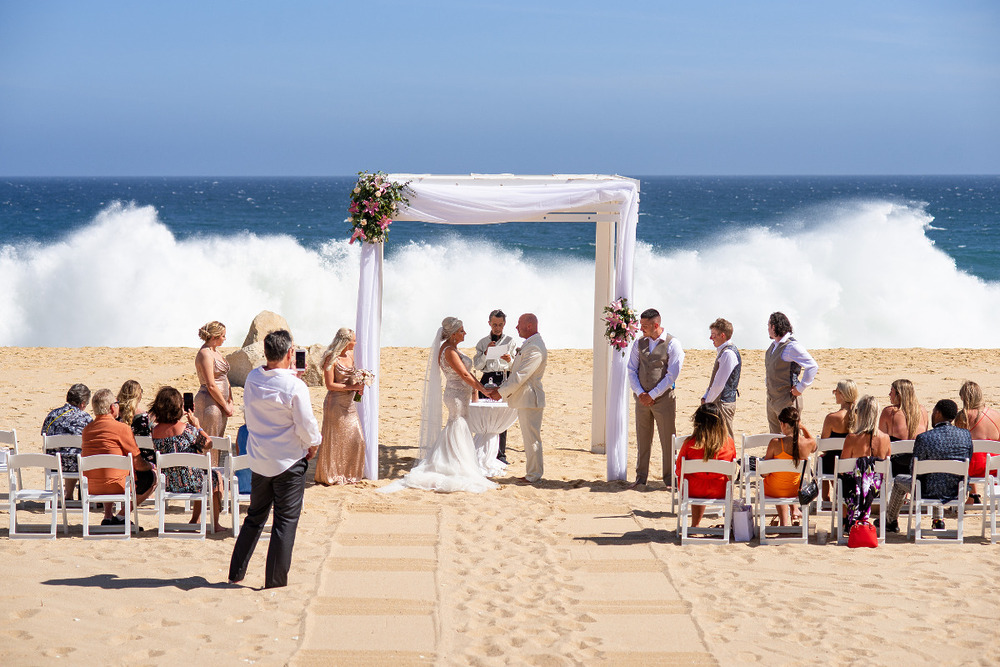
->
[[675, 403, 737, 528], [763, 406, 816, 526]]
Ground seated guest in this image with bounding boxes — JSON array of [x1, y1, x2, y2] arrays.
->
[[879, 379, 928, 477], [81, 388, 156, 525], [763, 407, 817, 526], [881, 399, 973, 533], [954, 380, 1000, 503], [674, 403, 737, 528], [41, 383, 93, 500], [819, 379, 858, 500], [117, 379, 153, 436], [839, 395, 892, 529], [150, 386, 224, 533]]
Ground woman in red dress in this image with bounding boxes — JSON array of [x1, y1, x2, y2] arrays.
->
[[675, 402, 737, 528]]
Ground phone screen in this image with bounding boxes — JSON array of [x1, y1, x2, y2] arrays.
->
[[295, 349, 307, 371], [183, 392, 195, 412]]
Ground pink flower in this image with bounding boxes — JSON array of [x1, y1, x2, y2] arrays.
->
[[379, 215, 392, 230], [349, 201, 360, 214], [349, 228, 364, 244], [364, 199, 379, 216]]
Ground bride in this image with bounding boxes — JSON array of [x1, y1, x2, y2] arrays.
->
[[380, 317, 498, 493]]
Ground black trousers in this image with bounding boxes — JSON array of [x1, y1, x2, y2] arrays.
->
[[479, 370, 509, 459], [228, 458, 308, 589]]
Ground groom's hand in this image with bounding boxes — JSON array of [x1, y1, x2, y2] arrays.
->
[[487, 389, 501, 400], [638, 393, 655, 407]]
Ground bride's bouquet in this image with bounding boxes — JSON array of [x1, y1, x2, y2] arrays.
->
[[602, 297, 640, 355], [349, 369, 376, 402]]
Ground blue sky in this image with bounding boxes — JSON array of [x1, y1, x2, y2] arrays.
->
[[1, 1, 997, 176]]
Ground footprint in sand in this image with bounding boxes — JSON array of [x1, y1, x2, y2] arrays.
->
[[42, 647, 76, 658]]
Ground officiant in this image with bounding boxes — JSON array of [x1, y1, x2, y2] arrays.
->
[[473, 309, 517, 465]]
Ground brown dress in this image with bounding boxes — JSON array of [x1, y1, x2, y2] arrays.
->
[[314, 363, 366, 485], [195, 352, 231, 437]]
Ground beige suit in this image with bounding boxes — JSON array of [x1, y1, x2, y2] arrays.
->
[[498, 333, 547, 482]]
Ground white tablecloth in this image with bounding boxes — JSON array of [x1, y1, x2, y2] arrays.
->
[[467, 401, 518, 477]]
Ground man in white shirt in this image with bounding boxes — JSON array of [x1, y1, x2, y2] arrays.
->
[[702, 318, 741, 439], [764, 312, 818, 434], [627, 308, 684, 488], [229, 329, 321, 589], [497, 313, 547, 483], [473, 309, 517, 464]]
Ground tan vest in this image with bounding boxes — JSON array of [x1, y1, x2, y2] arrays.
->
[[765, 336, 800, 404], [637, 335, 673, 394]]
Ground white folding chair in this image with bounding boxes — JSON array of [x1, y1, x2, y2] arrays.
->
[[155, 451, 213, 538], [980, 454, 1000, 543], [43, 433, 83, 504], [755, 457, 811, 545], [79, 454, 139, 539], [210, 436, 232, 515], [831, 457, 891, 544], [669, 433, 692, 514], [907, 458, 968, 544], [8, 453, 68, 538], [969, 440, 1000, 509], [676, 458, 737, 545], [0, 428, 23, 495], [740, 433, 783, 502], [814, 437, 846, 514]]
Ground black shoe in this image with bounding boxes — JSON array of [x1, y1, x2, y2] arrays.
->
[[932, 519, 946, 530], [875, 517, 899, 533], [101, 515, 125, 526], [497, 455, 509, 465]]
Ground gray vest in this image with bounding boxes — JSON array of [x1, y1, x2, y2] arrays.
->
[[765, 336, 800, 403], [710, 342, 741, 404], [637, 335, 673, 394]]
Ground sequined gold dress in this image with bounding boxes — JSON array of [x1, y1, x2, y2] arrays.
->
[[314, 363, 366, 485], [195, 352, 231, 437]]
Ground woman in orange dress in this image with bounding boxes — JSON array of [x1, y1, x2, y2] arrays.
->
[[955, 381, 1000, 502], [675, 403, 737, 528], [763, 406, 817, 526]]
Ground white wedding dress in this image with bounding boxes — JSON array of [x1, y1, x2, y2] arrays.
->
[[380, 348, 497, 493]]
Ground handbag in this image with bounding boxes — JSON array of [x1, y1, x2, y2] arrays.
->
[[731, 500, 754, 542], [797, 459, 819, 506], [848, 521, 878, 548]]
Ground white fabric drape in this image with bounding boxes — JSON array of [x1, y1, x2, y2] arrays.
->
[[355, 177, 638, 482], [355, 241, 382, 480]]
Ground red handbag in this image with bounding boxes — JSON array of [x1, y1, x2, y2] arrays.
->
[[847, 521, 878, 548]]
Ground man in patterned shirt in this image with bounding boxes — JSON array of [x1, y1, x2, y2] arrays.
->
[[882, 398, 973, 533], [41, 383, 92, 499]]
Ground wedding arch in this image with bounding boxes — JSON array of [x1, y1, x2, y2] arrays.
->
[[353, 174, 639, 481]]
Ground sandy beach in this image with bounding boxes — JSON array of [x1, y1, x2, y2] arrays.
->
[[2, 346, 1000, 665]]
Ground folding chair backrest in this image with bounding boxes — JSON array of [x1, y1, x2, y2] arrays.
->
[[134, 435, 154, 449], [912, 458, 968, 478], [680, 458, 738, 478], [816, 437, 845, 457], [10, 452, 61, 472], [156, 451, 211, 472], [892, 439, 915, 455], [80, 454, 132, 474], [210, 436, 232, 456], [986, 454, 1000, 479], [0, 428, 18, 449], [43, 433, 83, 451], [973, 440, 1000, 456], [754, 458, 804, 476]]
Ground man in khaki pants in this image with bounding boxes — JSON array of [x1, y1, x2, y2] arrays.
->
[[627, 308, 684, 489], [498, 313, 547, 483]]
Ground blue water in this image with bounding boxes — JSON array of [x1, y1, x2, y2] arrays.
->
[[1, 176, 998, 348]]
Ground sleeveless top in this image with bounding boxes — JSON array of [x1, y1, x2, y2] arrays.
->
[[709, 342, 741, 404], [637, 335, 673, 394], [440, 347, 474, 422], [765, 336, 800, 403]]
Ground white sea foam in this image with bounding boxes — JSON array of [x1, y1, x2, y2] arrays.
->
[[1, 200, 997, 348]]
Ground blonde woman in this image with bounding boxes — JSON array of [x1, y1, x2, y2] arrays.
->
[[117, 379, 152, 436], [839, 395, 891, 528], [314, 328, 366, 485], [820, 379, 858, 499], [879, 379, 928, 477], [194, 321, 234, 444], [955, 381, 1000, 502]]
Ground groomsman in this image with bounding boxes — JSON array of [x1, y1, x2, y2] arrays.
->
[[497, 313, 547, 483], [765, 311, 818, 434], [473, 309, 517, 464], [627, 308, 684, 489], [702, 318, 741, 439]]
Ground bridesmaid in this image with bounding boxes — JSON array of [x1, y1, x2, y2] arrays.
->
[[194, 321, 234, 464], [314, 327, 366, 485]]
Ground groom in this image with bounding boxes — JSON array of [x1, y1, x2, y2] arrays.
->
[[496, 313, 548, 483]]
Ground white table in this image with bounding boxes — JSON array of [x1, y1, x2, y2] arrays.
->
[[467, 401, 518, 477]]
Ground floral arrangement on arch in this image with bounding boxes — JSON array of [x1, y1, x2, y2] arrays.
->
[[348, 171, 411, 244], [602, 297, 640, 355]]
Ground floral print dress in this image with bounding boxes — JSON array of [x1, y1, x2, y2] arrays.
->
[[152, 424, 221, 493]]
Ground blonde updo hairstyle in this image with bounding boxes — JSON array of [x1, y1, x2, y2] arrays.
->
[[198, 320, 226, 342], [322, 328, 356, 370], [440, 317, 463, 341]]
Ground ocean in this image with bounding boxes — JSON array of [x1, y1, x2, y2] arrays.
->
[[1, 176, 998, 349]]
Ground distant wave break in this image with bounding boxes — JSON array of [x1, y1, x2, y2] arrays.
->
[[1, 200, 997, 349]]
